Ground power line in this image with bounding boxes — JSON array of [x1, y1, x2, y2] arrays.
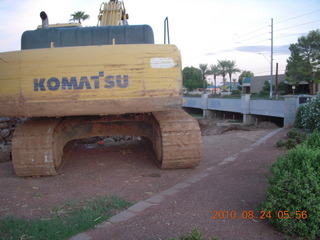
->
[[203, 3, 319, 57], [202, 5, 319, 75], [235, 25, 269, 39], [275, 32, 305, 39], [273, 2, 320, 23], [232, 16, 319, 48], [275, 9, 320, 25], [234, 31, 270, 45], [250, 38, 270, 45], [215, 25, 270, 46], [275, 19, 320, 32], [210, 11, 318, 53]]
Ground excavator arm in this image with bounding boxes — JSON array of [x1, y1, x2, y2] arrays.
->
[[97, 0, 129, 26]]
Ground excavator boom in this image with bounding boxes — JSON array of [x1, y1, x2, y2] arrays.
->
[[98, 0, 128, 26]]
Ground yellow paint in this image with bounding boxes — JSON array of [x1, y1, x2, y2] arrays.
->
[[98, 1, 126, 26], [37, 23, 82, 29], [0, 51, 21, 98], [0, 44, 182, 116]]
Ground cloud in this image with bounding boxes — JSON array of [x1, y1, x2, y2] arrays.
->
[[274, 45, 291, 54], [204, 44, 290, 57], [235, 45, 290, 55], [204, 49, 234, 56]]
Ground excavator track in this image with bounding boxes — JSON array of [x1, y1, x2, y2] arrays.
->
[[152, 109, 202, 169], [12, 118, 62, 176], [11, 110, 201, 177]]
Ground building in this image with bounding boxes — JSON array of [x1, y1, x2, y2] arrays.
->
[[242, 74, 286, 94], [242, 74, 320, 95]]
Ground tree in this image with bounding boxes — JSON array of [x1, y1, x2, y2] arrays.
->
[[199, 63, 209, 89], [285, 29, 320, 94], [70, 11, 90, 24], [226, 60, 240, 91], [217, 60, 229, 91], [209, 64, 220, 94], [259, 80, 275, 96], [238, 71, 254, 85], [182, 66, 203, 92]]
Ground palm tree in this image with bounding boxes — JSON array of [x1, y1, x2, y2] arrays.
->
[[217, 60, 229, 91], [238, 71, 254, 85], [226, 60, 240, 92], [70, 11, 90, 24], [199, 63, 209, 90], [210, 64, 220, 94]]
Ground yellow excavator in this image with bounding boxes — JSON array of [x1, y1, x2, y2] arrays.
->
[[0, 1, 202, 177], [97, 0, 129, 26]]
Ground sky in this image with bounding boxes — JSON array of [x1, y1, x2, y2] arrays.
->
[[0, 0, 319, 84]]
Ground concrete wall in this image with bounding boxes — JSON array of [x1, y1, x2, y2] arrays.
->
[[250, 100, 284, 118], [283, 95, 300, 127], [183, 94, 308, 127], [183, 96, 202, 109], [207, 98, 241, 113]]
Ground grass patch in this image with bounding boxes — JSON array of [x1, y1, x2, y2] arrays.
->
[[190, 114, 203, 118], [168, 228, 218, 240], [208, 94, 241, 99], [227, 120, 242, 123], [0, 195, 132, 240], [250, 95, 285, 101]]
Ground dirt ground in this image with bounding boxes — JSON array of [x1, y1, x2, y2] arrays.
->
[[0, 118, 285, 236]]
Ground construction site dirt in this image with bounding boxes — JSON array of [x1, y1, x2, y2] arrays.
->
[[0, 118, 288, 239]]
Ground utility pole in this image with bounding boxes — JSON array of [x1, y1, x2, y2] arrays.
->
[[275, 63, 279, 99], [270, 18, 273, 99]]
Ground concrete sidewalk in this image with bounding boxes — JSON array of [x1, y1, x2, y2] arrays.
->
[[71, 128, 289, 240]]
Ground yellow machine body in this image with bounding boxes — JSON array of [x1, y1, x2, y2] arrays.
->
[[0, 1, 202, 177], [0, 44, 182, 117]]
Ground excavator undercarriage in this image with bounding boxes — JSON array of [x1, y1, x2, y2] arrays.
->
[[12, 109, 201, 176]]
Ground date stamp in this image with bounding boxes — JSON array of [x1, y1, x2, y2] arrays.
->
[[212, 210, 308, 220]]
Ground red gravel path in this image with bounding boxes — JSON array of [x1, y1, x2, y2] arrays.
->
[[74, 128, 289, 240], [0, 126, 289, 240]]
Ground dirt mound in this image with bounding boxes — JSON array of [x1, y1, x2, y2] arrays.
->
[[197, 118, 280, 136], [197, 118, 249, 136], [255, 121, 280, 129]]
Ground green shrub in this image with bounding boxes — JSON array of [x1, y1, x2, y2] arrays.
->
[[276, 139, 286, 148], [294, 104, 306, 128], [304, 130, 320, 149], [286, 128, 307, 143], [259, 80, 274, 96], [295, 97, 320, 132], [231, 90, 240, 95], [276, 129, 307, 149], [261, 131, 320, 239], [276, 138, 297, 150]]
